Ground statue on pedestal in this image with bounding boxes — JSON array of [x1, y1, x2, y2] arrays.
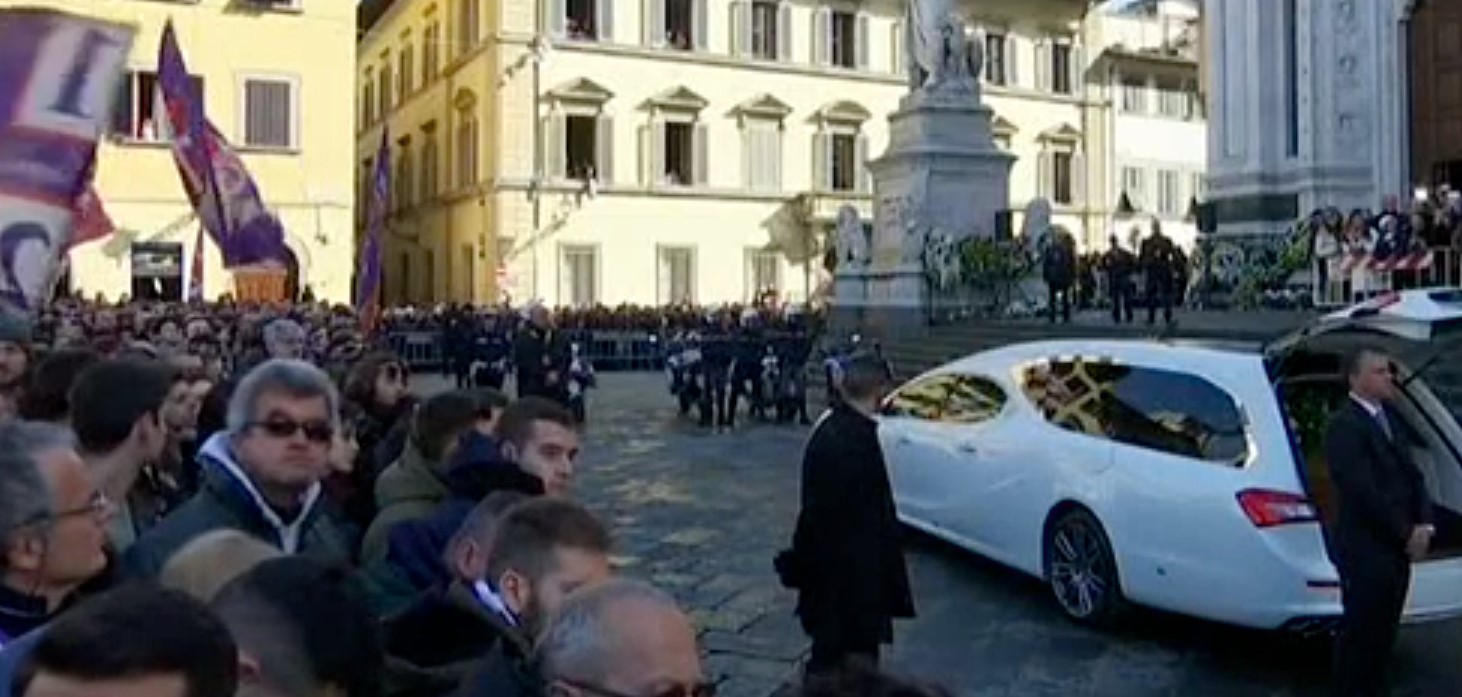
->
[[834, 204, 869, 269], [905, 0, 982, 94]]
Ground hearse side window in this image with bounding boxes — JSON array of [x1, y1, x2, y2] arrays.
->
[[941, 375, 1007, 423], [1106, 366, 1249, 463], [1021, 360, 1249, 464], [1021, 360, 1120, 440], [881, 374, 1007, 424], [881, 374, 955, 420]]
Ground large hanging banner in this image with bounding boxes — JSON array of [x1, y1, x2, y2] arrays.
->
[[0, 8, 134, 313]]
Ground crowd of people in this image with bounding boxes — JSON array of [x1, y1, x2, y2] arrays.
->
[[0, 295, 947, 697]]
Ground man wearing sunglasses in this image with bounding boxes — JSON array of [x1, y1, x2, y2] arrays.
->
[[125, 360, 353, 579], [0, 422, 113, 651]]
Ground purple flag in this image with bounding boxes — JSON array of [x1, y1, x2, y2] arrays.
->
[[157, 21, 286, 269], [355, 127, 389, 333], [0, 9, 133, 312]]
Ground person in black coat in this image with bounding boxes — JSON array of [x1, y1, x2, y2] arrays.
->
[[1325, 348, 1434, 697], [779, 352, 914, 680], [1101, 235, 1136, 324], [1042, 231, 1077, 324], [1139, 222, 1178, 325], [512, 306, 570, 403]]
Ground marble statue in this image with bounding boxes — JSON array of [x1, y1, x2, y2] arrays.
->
[[834, 204, 869, 268], [924, 227, 962, 290], [905, 0, 981, 93], [1021, 197, 1055, 253], [901, 214, 927, 266]]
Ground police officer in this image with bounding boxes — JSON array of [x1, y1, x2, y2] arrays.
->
[[1139, 221, 1179, 325], [1101, 234, 1136, 324], [699, 312, 736, 429], [728, 309, 767, 425]]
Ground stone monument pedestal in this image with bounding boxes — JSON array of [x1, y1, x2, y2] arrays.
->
[[831, 88, 1015, 339]]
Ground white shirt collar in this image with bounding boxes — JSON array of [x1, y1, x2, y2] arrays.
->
[[1350, 393, 1384, 418], [471, 580, 518, 627]]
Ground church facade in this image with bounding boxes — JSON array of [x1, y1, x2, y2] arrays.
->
[[1203, 0, 1423, 237]]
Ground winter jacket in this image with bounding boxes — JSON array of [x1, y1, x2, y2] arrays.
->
[[361, 442, 452, 565], [124, 433, 353, 579]]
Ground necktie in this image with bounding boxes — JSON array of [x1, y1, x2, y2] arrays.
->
[[1375, 410, 1394, 441]]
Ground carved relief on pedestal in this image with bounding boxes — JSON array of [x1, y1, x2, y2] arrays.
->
[[1331, 0, 1371, 154]]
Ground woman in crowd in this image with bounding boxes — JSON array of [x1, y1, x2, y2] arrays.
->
[[333, 352, 415, 534]]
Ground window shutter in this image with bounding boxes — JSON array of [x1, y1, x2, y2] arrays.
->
[[598, 0, 614, 42], [812, 8, 829, 65], [693, 122, 709, 185], [644, 0, 662, 45], [770, 127, 783, 190], [693, 0, 708, 50], [638, 124, 652, 185], [545, 111, 566, 178], [1072, 150, 1085, 205], [778, 2, 792, 60], [812, 131, 828, 190], [1070, 44, 1084, 95], [854, 133, 869, 193], [856, 14, 870, 69], [1005, 35, 1019, 86], [595, 114, 614, 183], [890, 21, 903, 75], [741, 124, 754, 188], [1038, 149, 1053, 199], [1035, 40, 1051, 92], [730, 1, 747, 56], [651, 120, 666, 183], [546, 0, 565, 37]]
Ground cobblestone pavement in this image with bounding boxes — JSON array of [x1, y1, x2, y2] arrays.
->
[[424, 372, 1462, 697]]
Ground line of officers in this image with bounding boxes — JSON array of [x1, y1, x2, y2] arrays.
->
[[664, 310, 817, 429]]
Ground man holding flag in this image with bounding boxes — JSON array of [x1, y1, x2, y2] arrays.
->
[[356, 128, 390, 335]]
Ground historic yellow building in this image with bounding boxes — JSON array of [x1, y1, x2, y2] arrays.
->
[[358, 0, 1100, 306], [2, 0, 358, 303]]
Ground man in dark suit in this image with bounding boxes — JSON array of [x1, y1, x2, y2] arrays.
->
[[511, 305, 569, 404], [1325, 348, 1434, 697], [779, 353, 914, 681]]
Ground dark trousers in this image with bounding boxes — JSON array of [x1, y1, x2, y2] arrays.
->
[[806, 636, 880, 681], [1334, 554, 1410, 697], [1047, 284, 1071, 323], [1147, 280, 1173, 324], [1109, 278, 1133, 324]]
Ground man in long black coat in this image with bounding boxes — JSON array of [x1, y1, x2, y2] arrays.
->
[[781, 352, 914, 680], [1325, 347, 1433, 697], [512, 305, 569, 403]]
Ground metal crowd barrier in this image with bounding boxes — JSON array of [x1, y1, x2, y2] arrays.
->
[[381, 329, 666, 372], [1312, 247, 1462, 307], [387, 331, 445, 370]]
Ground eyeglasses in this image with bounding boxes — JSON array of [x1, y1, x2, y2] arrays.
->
[[248, 418, 335, 444], [14, 491, 111, 530], [557, 678, 717, 697]]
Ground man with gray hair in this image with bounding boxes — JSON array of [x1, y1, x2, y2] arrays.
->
[[263, 318, 307, 361], [125, 359, 352, 578], [0, 421, 112, 646], [506, 579, 709, 697]]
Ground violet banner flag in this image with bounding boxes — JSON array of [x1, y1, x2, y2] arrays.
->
[[68, 185, 114, 250], [187, 225, 204, 302], [157, 21, 286, 269], [355, 127, 390, 334], [0, 9, 133, 313]]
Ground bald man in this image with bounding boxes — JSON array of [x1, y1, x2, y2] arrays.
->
[[456, 579, 708, 697]]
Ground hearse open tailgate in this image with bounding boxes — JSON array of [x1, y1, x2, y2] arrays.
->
[[1266, 288, 1462, 360], [1405, 556, 1462, 624]]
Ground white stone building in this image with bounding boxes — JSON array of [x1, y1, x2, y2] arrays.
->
[[358, 0, 1101, 307], [1090, 0, 1206, 251], [1203, 0, 1416, 237]]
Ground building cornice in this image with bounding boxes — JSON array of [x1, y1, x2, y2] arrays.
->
[[496, 32, 1101, 108]]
